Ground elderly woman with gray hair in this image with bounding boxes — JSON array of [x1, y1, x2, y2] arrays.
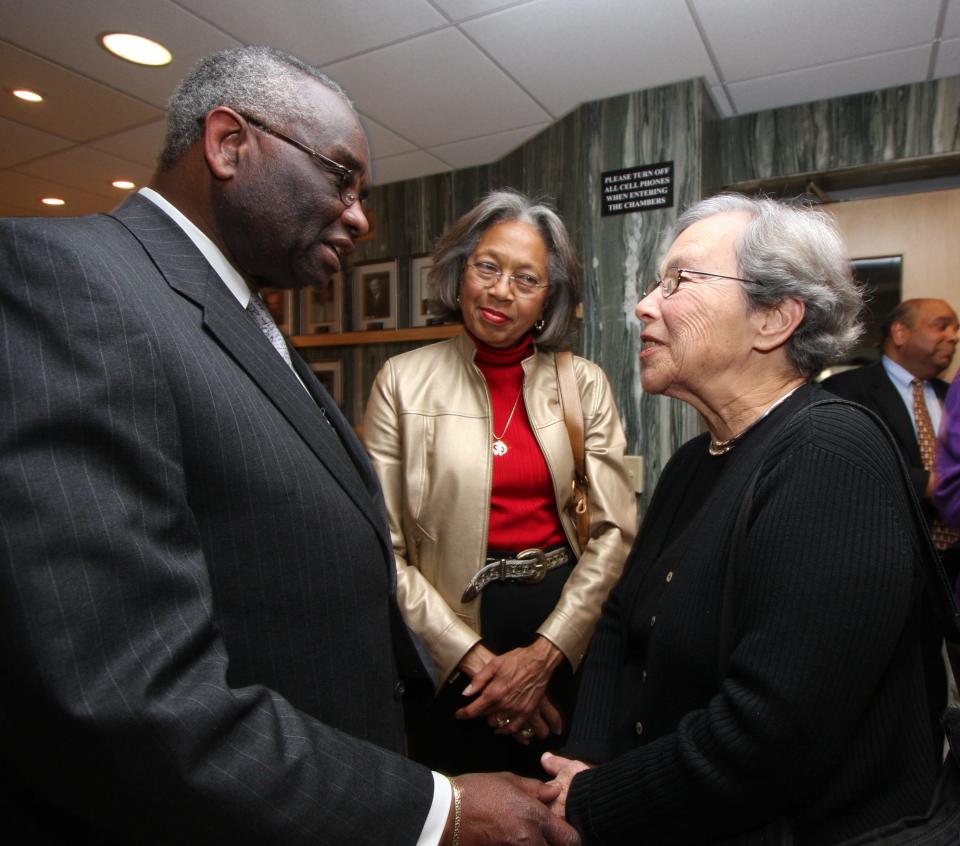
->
[[542, 194, 940, 843], [363, 190, 637, 777]]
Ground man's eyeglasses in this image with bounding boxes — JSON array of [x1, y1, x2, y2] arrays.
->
[[467, 261, 549, 298], [645, 267, 755, 298], [239, 113, 364, 208]]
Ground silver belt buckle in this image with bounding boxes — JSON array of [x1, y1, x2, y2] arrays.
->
[[517, 547, 547, 584]]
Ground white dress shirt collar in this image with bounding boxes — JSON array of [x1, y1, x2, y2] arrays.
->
[[138, 187, 251, 308]]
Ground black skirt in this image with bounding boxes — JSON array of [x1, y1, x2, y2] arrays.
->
[[405, 555, 579, 778]]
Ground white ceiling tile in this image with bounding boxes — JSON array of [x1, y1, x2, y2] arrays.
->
[[432, 0, 534, 20], [1, 1, 240, 109], [934, 38, 960, 77], [324, 28, 550, 147], [727, 45, 931, 115], [89, 121, 168, 169], [359, 115, 418, 159], [428, 123, 549, 168], [176, 0, 447, 65], [371, 150, 451, 185], [0, 117, 74, 167], [0, 170, 121, 216], [461, 0, 715, 117], [694, 0, 941, 83], [0, 41, 164, 141], [15, 146, 154, 199], [1, 0, 954, 211], [708, 86, 734, 118], [944, 0, 960, 39]]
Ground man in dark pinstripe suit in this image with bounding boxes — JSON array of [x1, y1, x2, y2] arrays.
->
[[0, 46, 577, 846]]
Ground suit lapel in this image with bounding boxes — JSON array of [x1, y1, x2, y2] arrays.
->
[[289, 353, 380, 490], [109, 194, 388, 547], [868, 362, 923, 464]]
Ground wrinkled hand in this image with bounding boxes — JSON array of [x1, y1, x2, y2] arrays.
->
[[446, 772, 581, 846], [456, 637, 565, 739], [541, 752, 592, 819], [507, 693, 564, 745]]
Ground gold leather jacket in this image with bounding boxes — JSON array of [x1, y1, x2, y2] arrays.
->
[[363, 332, 637, 686]]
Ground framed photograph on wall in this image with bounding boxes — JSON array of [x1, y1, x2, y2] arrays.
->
[[352, 259, 398, 330], [410, 254, 443, 326], [300, 273, 343, 334], [815, 255, 903, 380], [259, 288, 295, 335], [310, 360, 343, 404]]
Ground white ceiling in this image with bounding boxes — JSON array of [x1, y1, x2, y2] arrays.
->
[[2, 0, 958, 217]]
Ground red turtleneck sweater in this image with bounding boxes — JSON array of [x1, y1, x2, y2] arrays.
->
[[471, 333, 567, 552]]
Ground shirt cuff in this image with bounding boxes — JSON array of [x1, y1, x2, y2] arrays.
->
[[416, 771, 453, 846]]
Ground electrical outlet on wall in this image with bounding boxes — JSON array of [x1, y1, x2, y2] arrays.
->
[[623, 455, 644, 495]]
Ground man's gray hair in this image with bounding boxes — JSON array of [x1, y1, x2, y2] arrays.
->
[[670, 193, 864, 377], [430, 190, 581, 351], [159, 45, 351, 168]]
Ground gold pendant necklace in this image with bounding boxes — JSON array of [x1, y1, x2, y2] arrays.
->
[[708, 385, 802, 457], [492, 387, 524, 456]]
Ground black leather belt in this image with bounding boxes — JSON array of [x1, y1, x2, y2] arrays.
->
[[461, 546, 571, 603]]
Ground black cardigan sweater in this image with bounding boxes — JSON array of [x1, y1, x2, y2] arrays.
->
[[564, 385, 938, 844]]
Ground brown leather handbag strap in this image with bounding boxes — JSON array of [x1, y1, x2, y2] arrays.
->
[[556, 351, 590, 549], [556, 351, 585, 473]]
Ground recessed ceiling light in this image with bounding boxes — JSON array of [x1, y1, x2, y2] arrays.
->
[[99, 33, 172, 67], [112, 180, 136, 190], [12, 89, 43, 103], [41, 198, 65, 206]]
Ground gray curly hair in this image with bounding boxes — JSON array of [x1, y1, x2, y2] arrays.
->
[[670, 194, 864, 377], [159, 45, 351, 168], [429, 190, 581, 351]]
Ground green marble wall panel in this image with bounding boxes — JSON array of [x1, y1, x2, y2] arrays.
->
[[314, 73, 960, 508], [720, 76, 960, 185], [577, 80, 716, 501], [327, 78, 717, 506]]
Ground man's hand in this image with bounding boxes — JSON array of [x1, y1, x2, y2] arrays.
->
[[443, 772, 580, 846], [540, 752, 592, 819]]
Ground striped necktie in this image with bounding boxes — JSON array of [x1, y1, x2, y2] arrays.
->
[[247, 293, 293, 369], [912, 378, 960, 551]]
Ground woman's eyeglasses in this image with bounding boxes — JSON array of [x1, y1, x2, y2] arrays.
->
[[645, 267, 755, 298], [467, 261, 549, 298]]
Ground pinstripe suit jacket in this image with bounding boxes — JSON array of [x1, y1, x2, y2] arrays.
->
[[0, 194, 433, 844]]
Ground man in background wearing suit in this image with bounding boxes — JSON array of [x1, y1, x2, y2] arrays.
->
[[822, 296, 959, 746], [822, 298, 958, 535], [0, 46, 577, 846]]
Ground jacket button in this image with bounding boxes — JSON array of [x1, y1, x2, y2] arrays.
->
[[665, 571, 674, 582], [394, 681, 406, 700], [635, 721, 644, 735]]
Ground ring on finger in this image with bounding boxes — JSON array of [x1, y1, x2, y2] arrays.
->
[[519, 725, 535, 739], [495, 715, 511, 728]]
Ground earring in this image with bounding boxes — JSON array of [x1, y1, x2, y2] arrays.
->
[[456, 295, 461, 305], [534, 318, 545, 332]]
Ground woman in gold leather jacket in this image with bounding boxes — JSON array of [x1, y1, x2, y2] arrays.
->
[[363, 190, 637, 776]]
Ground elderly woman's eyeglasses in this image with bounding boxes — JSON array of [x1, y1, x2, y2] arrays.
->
[[238, 114, 364, 208], [645, 267, 755, 298], [467, 261, 549, 298]]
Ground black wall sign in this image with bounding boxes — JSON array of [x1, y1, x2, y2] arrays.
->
[[601, 161, 674, 217]]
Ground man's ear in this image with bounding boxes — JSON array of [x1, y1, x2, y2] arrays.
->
[[753, 296, 806, 353], [889, 319, 912, 348], [202, 107, 248, 181]]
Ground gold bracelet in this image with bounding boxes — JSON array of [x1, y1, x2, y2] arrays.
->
[[451, 779, 463, 846]]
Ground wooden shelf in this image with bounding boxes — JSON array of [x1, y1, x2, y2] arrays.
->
[[292, 324, 461, 348]]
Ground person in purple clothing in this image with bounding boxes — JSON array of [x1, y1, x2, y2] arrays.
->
[[936, 374, 960, 537]]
